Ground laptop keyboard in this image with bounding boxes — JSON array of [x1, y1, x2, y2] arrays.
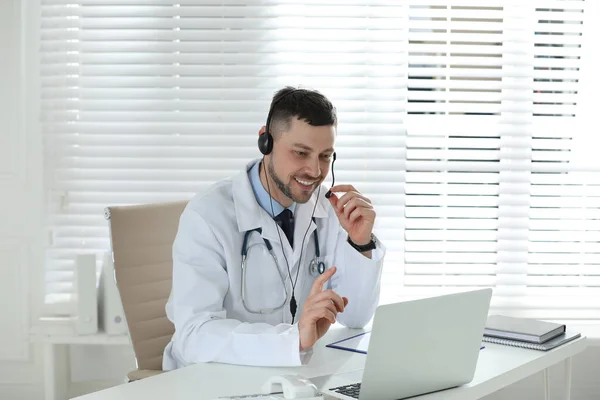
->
[[330, 383, 361, 399]]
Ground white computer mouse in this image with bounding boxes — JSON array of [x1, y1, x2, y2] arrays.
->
[[262, 374, 320, 399]]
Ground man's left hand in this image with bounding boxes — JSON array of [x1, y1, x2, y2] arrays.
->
[[327, 184, 375, 246]]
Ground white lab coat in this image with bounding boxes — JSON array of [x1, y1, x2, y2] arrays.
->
[[163, 160, 385, 369]]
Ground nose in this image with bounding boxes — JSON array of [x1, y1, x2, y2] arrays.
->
[[305, 155, 321, 179]]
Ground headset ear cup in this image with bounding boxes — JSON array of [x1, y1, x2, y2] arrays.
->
[[258, 132, 273, 155]]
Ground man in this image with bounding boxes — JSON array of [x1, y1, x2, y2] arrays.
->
[[163, 87, 385, 369]]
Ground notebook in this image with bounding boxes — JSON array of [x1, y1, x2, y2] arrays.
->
[[484, 315, 565, 344], [482, 331, 581, 351]]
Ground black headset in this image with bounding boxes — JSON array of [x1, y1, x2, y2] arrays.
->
[[258, 89, 337, 194]]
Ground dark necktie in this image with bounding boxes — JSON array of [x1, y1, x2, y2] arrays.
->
[[274, 209, 295, 248]]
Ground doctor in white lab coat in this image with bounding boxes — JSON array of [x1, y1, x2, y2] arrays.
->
[[163, 87, 386, 369]]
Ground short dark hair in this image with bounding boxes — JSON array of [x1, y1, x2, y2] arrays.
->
[[267, 86, 337, 138]]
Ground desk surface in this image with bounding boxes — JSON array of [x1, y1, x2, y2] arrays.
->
[[72, 326, 587, 400]]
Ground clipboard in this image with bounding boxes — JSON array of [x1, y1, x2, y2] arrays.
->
[[326, 331, 371, 354], [326, 332, 486, 355]]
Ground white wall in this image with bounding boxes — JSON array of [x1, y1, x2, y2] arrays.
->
[[0, 1, 141, 398], [0, 1, 599, 399], [0, 0, 45, 398]]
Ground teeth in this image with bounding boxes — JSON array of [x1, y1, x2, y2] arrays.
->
[[295, 177, 316, 186]]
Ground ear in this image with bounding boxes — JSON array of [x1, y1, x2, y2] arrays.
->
[[258, 126, 266, 136]]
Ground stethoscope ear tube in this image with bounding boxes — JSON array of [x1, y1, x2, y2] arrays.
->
[[241, 227, 262, 257]]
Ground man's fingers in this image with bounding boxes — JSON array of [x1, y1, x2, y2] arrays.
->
[[343, 201, 358, 221], [348, 207, 362, 223], [306, 299, 339, 317], [329, 184, 358, 194], [309, 290, 345, 313], [336, 192, 370, 213], [308, 308, 336, 325], [308, 291, 345, 313], [327, 191, 339, 206], [309, 266, 337, 296], [343, 297, 349, 307], [327, 193, 343, 217]]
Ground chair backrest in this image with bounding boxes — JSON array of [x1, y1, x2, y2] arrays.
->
[[105, 200, 188, 371]]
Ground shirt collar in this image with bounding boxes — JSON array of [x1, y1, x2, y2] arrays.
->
[[248, 160, 296, 218]]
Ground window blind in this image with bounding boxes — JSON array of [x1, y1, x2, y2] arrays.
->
[[39, 0, 407, 314], [39, 0, 599, 320], [403, 0, 600, 319]]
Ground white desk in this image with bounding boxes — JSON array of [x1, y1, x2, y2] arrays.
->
[[71, 327, 587, 400], [31, 331, 130, 400]]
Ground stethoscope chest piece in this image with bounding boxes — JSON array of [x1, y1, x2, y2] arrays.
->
[[309, 258, 326, 277]]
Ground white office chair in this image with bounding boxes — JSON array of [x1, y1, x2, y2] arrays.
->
[[105, 200, 188, 381]]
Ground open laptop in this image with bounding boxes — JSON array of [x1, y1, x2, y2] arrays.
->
[[316, 288, 492, 400]]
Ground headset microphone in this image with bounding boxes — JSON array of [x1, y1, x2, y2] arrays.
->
[[324, 152, 337, 199]]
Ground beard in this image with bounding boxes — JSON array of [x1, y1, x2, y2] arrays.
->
[[267, 157, 320, 204]]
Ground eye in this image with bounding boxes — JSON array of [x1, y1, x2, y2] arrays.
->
[[295, 150, 308, 157], [321, 154, 332, 160]]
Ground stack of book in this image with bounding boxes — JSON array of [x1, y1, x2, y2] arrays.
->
[[482, 315, 581, 351]]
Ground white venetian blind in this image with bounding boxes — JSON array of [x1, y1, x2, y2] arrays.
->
[[403, 0, 600, 319], [39, 0, 407, 313], [527, 0, 600, 319]]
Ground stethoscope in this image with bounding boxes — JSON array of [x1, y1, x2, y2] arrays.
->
[[240, 217, 326, 314]]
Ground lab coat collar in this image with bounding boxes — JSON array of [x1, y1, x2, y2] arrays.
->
[[233, 160, 329, 240]]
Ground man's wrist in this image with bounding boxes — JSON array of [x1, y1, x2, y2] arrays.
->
[[347, 234, 376, 252]]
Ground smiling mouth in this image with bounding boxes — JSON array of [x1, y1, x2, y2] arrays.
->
[[294, 177, 318, 187]]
